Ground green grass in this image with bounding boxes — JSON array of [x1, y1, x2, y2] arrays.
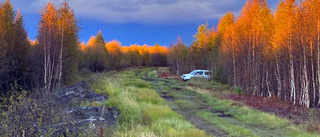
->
[[148, 70, 158, 78], [155, 71, 319, 137], [123, 78, 150, 88], [175, 100, 197, 111], [234, 107, 288, 129], [89, 69, 210, 137], [89, 68, 320, 137], [188, 86, 320, 137], [198, 112, 257, 137]]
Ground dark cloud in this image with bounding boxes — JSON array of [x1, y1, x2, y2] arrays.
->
[[9, 0, 278, 24]]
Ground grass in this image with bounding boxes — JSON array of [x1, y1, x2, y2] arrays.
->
[[88, 68, 320, 137], [89, 69, 210, 137], [180, 82, 320, 137], [175, 100, 197, 111], [198, 112, 257, 137], [153, 68, 319, 137]]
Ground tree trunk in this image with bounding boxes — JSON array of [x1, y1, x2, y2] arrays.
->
[[302, 37, 309, 108], [289, 33, 296, 105], [176, 59, 180, 75], [58, 26, 64, 91], [276, 56, 282, 98], [44, 28, 47, 91], [232, 44, 236, 87], [318, 16, 320, 106]]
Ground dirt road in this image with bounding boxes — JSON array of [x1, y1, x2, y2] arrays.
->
[[140, 68, 295, 137]]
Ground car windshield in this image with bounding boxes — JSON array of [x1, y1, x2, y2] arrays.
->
[[189, 70, 198, 75]]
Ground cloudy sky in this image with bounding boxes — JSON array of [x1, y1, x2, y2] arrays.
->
[[9, 0, 279, 46]]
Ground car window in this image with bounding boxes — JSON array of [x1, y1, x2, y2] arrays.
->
[[205, 72, 210, 75], [198, 71, 203, 75], [190, 71, 198, 75]]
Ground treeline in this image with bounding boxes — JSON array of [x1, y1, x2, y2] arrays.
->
[[78, 32, 168, 72], [0, 0, 168, 94], [0, 0, 33, 92], [168, 0, 320, 108]]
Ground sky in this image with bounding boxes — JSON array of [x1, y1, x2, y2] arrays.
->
[[9, 0, 279, 46]]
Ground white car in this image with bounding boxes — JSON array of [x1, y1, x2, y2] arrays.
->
[[181, 70, 213, 81]]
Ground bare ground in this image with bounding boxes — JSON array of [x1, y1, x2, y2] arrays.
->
[[1, 81, 119, 136]]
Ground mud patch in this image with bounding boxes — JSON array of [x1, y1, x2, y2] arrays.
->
[[161, 93, 174, 100], [212, 110, 233, 118], [173, 87, 182, 90]]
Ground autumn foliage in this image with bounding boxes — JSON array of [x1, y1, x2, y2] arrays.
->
[[168, 0, 320, 108], [79, 33, 168, 71], [2, 0, 320, 109]]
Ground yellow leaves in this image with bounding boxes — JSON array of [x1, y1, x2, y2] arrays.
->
[[217, 12, 235, 34], [218, 12, 236, 53]]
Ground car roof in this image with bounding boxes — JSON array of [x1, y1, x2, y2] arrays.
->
[[194, 70, 211, 72]]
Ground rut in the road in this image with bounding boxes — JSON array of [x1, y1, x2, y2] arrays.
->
[[143, 70, 289, 137], [142, 71, 228, 137]]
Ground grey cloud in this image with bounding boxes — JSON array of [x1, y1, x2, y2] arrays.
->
[[96, 1, 140, 12], [10, 0, 250, 24], [154, 0, 179, 5]]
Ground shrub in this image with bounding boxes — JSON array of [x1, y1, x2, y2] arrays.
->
[[234, 86, 243, 95]]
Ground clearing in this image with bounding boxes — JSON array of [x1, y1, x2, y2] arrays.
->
[[87, 68, 319, 137], [4, 68, 319, 136]]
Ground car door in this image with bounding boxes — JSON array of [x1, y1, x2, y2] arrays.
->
[[195, 71, 204, 78]]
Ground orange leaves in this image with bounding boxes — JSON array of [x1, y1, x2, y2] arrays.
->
[[272, 0, 297, 51], [79, 42, 86, 51], [87, 36, 96, 47], [80, 32, 168, 63], [218, 12, 235, 53], [120, 43, 167, 55], [40, 1, 58, 28], [105, 40, 121, 56], [217, 12, 235, 34], [148, 43, 168, 55]]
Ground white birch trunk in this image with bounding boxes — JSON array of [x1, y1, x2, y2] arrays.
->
[[44, 28, 47, 91], [276, 57, 282, 98], [289, 33, 296, 105], [302, 38, 309, 108], [58, 27, 64, 90], [317, 16, 320, 106]]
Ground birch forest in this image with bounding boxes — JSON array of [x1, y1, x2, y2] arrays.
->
[[168, 0, 320, 108], [0, 0, 168, 94], [1, 0, 320, 110]]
